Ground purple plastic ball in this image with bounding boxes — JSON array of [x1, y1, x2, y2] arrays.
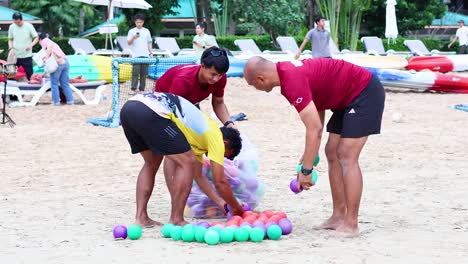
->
[[229, 178, 241, 190], [186, 197, 198, 207], [243, 203, 251, 211], [113, 225, 127, 239], [289, 179, 303, 194], [192, 205, 205, 218], [252, 222, 267, 234], [245, 177, 259, 190], [252, 220, 263, 226], [226, 212, 233, 220], [198, 221, 210, 229], [240, 222, 252, 228], [278, 218, 293, 235]]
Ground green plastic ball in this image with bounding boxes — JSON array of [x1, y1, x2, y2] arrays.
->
[[296, 163, 319, 184], [181, 226, 195, 242], [242, 225, 252, 232], [249, 227, 265, 242], [204, 229, 220, 245], [208, 226, 221, 234], [127, 224, 143, 240], [267, 225, 282, 240], [170, 226, 183, 241], [314, 155, 320, 166], [219, 227, 235, 243], [194, 226, 207, 243], [234, 227, 249, 242], [183, 224, 195, 230], [161, 223, 174, 238], [312, 170, 318, 184]]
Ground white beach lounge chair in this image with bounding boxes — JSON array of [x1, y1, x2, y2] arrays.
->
[[361, 36, 411, 56], [154, 37, 195, 56], [276, 36, 311, 55], [234, 39, 288, 55], [209, 35, 220, 48], [0, 80, 107, 106], [403, 40, 456, 56], [68, 38, 122, 56]]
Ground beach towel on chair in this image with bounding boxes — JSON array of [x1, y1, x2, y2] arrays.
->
[[15, 66, 26, 81]]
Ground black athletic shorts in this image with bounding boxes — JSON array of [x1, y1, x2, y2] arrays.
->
[[120, 100, 191, 155], [326, 76, 385, 138]]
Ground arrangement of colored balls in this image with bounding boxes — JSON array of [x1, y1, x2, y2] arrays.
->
[[161, 209, 293, 245], [112, 224, 142, 240]]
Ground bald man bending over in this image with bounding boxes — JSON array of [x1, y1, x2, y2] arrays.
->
[[243, 57, 385, 237]]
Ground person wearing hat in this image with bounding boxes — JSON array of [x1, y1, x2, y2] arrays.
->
[[8, 12, 39, 80], [448, 19, 468, 54]]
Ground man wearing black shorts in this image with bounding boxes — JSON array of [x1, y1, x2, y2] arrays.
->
[[243, 57, 385, 237], [120, 99, 195, 227], [120, 92, 244, 227]]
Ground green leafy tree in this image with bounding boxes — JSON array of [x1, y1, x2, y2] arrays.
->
[[362, 0, 446, 37], [212, 0, 229, 36], [120, 0, 179, 35], [11, 0, 102, 36], [230, 0, 303, 41], [316, 0, 370, 50]]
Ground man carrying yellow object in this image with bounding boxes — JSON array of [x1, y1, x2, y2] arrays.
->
[[120, 92, 244, 227]]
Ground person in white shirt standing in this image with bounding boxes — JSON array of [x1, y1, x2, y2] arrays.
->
[[127, 13, 153, 95], [448, 19, 468, 54], [192, 22, 212, 57]]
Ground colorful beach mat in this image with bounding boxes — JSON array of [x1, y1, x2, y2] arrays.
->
[[33, 55, 132, 82]]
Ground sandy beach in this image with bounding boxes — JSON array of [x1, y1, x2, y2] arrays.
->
[[1, 77, 467, 263]]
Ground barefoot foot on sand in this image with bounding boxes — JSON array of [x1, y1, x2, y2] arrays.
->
[[313, 217, 344, 230], [135, 218, 162, 228], [170, 219, 190, 226], [333, 224, 359, 238]]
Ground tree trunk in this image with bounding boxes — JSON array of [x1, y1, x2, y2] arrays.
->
[[307, 0, 313, 29], [196, 0, 203, 22], [270, 29, 279, 48], [79, 8, 85, 33], [201, 0, 214, 34], [228, 16, 236, 35]]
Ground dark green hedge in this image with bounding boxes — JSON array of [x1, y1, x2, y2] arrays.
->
[[0, 35, 456, 60]]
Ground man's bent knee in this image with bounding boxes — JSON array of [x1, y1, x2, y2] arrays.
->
[[325, 142, 339, 162], [168, 151, 197, 168], [336, 144, 361, 166]]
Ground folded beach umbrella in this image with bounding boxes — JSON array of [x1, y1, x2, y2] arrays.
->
[[385, 0, 398, 45]]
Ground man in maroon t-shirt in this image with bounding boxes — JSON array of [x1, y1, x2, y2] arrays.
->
[[244, 56, 385, 237], [155, 47, 236, 129]]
